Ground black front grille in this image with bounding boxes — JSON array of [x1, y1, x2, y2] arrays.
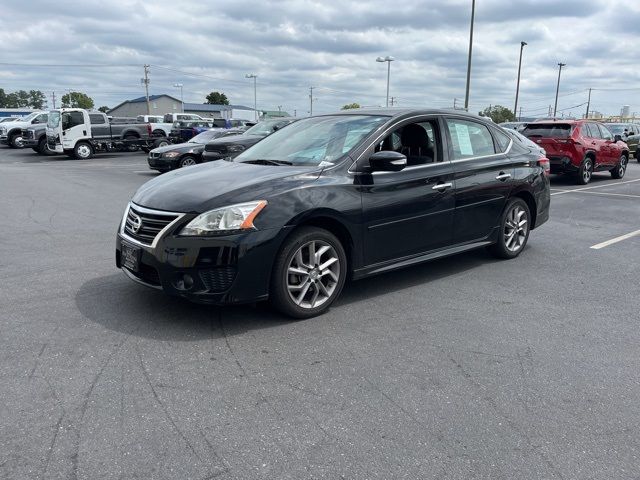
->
[[47, 135, 56, 149], [199, 267, 236, 292], [123, 205, 180, 245], [22, 129, 34, 139], [149, 151, 162, 159]]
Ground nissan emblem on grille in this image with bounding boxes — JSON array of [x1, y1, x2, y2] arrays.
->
[[130, 212, 142, 233]]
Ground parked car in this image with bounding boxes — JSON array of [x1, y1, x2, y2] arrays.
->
[[0, 111, 48, 148], [211, 118, 256, 130], [116, 109, 550, 318], [163, 113, 209, 123], [501, 127, 545, 156], [605, 123, 640, 161], [147, 129, 244, 172], [521, 120, 629, 184], [499, 121, 528, 131], [46, 109, 155, 159], [0, 117, 20, 123], [202, 118, 297, 162], [168, 121, 216, 143]]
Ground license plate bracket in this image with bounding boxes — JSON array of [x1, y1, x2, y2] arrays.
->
[[121, 242, 141, 272]]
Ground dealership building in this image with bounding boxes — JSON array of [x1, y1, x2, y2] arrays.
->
[[107, 94, 258, 121]]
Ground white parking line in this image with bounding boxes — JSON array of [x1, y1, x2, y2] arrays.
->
[[550, 178, 640, 196], [550, 190, 640, 199], [590, 229, 640, 250]]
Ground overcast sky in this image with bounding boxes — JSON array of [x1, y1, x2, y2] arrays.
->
[[0, 0, 638, 117]]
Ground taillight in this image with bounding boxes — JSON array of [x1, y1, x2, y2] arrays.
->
[[147, 123, 152, 136], [537, 157, 550, 176]]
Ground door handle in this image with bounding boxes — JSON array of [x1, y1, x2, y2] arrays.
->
[[495, 173, 512, 181], [591, 142, 597, 145], [432, 182, 453, 191]]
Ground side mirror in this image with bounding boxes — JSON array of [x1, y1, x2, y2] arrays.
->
[[369, 150, 407, 172], [614, 134, 623, 142], [32, 119, 40, 124]]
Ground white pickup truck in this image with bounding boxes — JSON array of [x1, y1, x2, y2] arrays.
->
[[0, 111, 49, 148], [136, 115, 174, 138]]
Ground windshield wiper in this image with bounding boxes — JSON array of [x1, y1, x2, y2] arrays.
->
[[241, 159, 293, 166]]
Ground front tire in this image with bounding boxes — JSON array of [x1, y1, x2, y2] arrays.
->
[[270, 227, 347, 319], [178, 156, 197, 168], [488, 198, 531, 259], [9, 133, 24, 148], [37, 137, 53, 155], [577, 157, 593, 185], [610, 154, 627, 179], [153, 138, 170, 149], [73, 142, 93, 160]]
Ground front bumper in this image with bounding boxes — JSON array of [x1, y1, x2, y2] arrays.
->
[[147, 154, 176, 170], [0, 135, 8, 145], [115, 210, 287, 304]]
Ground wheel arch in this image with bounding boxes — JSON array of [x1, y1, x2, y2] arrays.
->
[[511, 190, 538, 229], [123, 130, 141, 139], [584, 149, 596, 162]]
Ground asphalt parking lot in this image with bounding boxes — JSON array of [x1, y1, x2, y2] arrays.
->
[[1, 148, 639, 480]]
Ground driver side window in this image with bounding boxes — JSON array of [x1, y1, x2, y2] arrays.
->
[[374, 120, 439, 166]]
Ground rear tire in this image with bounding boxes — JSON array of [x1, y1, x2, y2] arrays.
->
[[124, 135, 140, 152], [610, 154, 627, 179], [154, 138, 170, 149], [577, 157, 593, 185], [73, 142, 93, 160], [270, 227, 347, 319], [488, 198, 531, 259]]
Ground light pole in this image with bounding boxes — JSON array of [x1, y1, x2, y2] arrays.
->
[[464, 0, 476, 111], [553, 62, 566, 118], [513, 41, 527, 121], [376, 56, 395, 107], [173, 83, 184, 113], [245, 74, 258, 120]]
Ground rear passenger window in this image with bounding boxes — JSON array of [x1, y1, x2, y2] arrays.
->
[[598, 124, 613, 141], [445, 118, 496, 159], [89, 114, 105, 125], [493, 129, 512, 152]]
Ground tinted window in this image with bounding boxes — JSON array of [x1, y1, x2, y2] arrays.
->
[[493, 129, 512, 152], [35, 114, 48, 123], [89, 114, 105, 125], [213, 119, 228, 128], [521, 123, 572, 138], [597, 124, 613, 141], [62, 111, 84, 129], [445, 118, 496, 159], [375, 120, 440, 165]]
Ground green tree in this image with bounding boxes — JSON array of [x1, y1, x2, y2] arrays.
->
[[205, 91, 229, 105], [61, 91, 94, 109], [479, 105, 515, 123], [0, 88, 6, 107], [98, 106, 110, 113], [29, 90, 47, 109], [341, 103, 361, 110]]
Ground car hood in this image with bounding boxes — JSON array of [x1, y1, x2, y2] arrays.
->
[[151, 142, 204, 154], [206, 134, 265, 147], [132, 159, 321, 213]]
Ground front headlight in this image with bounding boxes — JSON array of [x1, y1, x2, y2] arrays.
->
[[162, 151, 180, 158], [227, 144, 245, 153], [0, 127, 6, 134], [180, 200, 267, 236]]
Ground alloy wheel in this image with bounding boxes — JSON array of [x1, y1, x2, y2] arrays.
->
[[12, 135, 24, 148], [582, 159, 592, 183], [286, 240, 340, 309], [504, 205, 528, 252], [181, 157, 197, 167], [618, 156, 627, 177]]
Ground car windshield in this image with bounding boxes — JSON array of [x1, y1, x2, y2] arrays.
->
[[188, 130, 225, 144], [20, 112, 38, 122], [235, 115, 388, 166], [521, 123, 572, 138], [48, 111, 61, 128], [244, 119, 292, 136]]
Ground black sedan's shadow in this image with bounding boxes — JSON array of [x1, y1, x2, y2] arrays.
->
[[77, 246, 506, 341], [549, 172, 615, 186]]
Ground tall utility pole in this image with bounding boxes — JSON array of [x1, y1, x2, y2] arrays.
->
[[173, 83, 184, 112], [390, 96, 397, 106], [464, 0, 476, 111], [513, 41, 527, 121], [51, 92, 56, 109], [309, 86, 315, 116], [553, 62, 566, 118], [519, 107, 523, 121], [142, 64, 151, 115], [585, 88, 592, 119]]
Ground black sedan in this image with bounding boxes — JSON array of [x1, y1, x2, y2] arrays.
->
[[117, 109, 550, 318], [202, 117, 297, 162], [147, 129, 243, 172]]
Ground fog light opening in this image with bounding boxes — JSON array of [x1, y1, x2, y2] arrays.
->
[[173, 273, 194, 291]]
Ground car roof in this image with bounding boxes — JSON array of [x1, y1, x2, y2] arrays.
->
[[321, 107, 493, 122]]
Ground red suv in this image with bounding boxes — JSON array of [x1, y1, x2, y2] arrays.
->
[[521, 120, 629, 184]]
